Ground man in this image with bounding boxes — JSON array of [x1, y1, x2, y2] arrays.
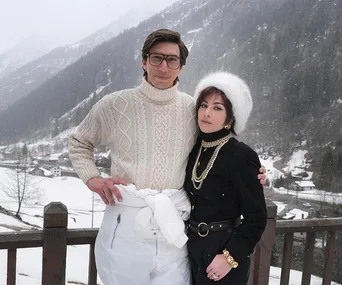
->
[[69, 29, 265, 285]]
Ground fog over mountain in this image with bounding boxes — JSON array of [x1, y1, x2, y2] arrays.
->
[[0, 0, 341, 187], [0, 3, 177, 110]]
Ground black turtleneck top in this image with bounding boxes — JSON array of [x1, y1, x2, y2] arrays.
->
[[184, 128, 267, 262]]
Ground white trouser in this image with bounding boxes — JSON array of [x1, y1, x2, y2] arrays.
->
[[95, 204, 191, 285]]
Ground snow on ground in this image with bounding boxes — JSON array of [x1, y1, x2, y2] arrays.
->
[[0, 167, 105, 284], [280, 149, 314, 180], [260, 156, 285, 186], [269, 266, 340, 285], [272, 201, 309, 220], [273, 187, 342, 205], [304, 171, 313, 180], [1, 244, 100, 285], [28, 127, 77, 149], [0, 213, 35, 232], [0, 167, 341, 285], [285, 150, 309, 172], [272, 200, 287, 215], [261, 148, 342, 205], [0, 167, 105, 229], [286, 208, 309, 220]]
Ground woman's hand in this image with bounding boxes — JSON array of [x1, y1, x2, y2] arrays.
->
[[206, 254, 232, 281], [258, 167, 266, 185]]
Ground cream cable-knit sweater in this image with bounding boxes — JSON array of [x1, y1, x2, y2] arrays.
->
[[69, 78, 197, 190]]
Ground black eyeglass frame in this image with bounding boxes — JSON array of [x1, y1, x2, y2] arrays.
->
[[147, 53, 181, 70]]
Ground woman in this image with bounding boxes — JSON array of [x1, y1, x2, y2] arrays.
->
[[185, 72, 267, 284]]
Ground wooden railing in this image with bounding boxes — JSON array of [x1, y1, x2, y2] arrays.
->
[[275, 218, 342, 285], [0, 203, 98, 285], [1, 200, 341, 285]]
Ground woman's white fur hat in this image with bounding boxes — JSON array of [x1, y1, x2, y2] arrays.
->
[[193, 72, 252, 135]]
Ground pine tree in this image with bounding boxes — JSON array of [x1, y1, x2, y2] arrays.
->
[[320, 149, 334, 187], [22, 144, 28, 156], [337, 153, 342, 178], [52, 118, 59, 138]]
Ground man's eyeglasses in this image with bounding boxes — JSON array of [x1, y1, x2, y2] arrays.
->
[[147, 53, 181, 70]]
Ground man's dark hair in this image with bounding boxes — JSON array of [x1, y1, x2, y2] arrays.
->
[[142, 29, 189, 67]]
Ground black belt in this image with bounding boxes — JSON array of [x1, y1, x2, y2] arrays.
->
[[187, 218, 241, 237]]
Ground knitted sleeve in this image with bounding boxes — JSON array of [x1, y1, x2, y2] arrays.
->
[[68, 99, 110, 184], [224, 146, 267, 262]]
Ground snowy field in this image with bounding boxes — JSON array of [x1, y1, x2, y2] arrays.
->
[[0, 166, 340, 284], [273, 187, 342, 204]]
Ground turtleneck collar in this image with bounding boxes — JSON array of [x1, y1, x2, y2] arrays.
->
[[138, 77, 179, 104], [199, 128, 232, 142]]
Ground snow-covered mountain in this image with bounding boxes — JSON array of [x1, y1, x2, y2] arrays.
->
[[0, 35, 62, 80], [0, 2, 176, 112], [0, 0, 341, 190]]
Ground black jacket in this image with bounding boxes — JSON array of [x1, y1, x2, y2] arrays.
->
[[185, 128, 267, 262]]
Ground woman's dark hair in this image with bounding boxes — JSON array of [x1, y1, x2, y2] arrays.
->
[[196, 87, 236, 135], [142, 29, 189, 67]]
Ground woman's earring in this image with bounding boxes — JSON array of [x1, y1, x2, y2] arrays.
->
[[224, 124, 231, 130]]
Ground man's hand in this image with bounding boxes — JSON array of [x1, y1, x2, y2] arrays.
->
[[258, 167, 266, 185], [86, 176, 128, 205]]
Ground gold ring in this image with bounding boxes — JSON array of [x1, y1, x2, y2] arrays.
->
[[212, 273, 219, 279]]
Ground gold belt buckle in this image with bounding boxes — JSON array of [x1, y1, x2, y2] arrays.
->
[[198, 222, 209, 237]]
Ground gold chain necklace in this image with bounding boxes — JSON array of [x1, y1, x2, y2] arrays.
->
[[201, 135, 232, 148], [191, 134, 232, 190]]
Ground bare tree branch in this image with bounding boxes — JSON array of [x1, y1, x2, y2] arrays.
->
[[0, 155, 41, 218]]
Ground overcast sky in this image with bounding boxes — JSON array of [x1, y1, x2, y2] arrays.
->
[[0, 0, 179, 54]]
